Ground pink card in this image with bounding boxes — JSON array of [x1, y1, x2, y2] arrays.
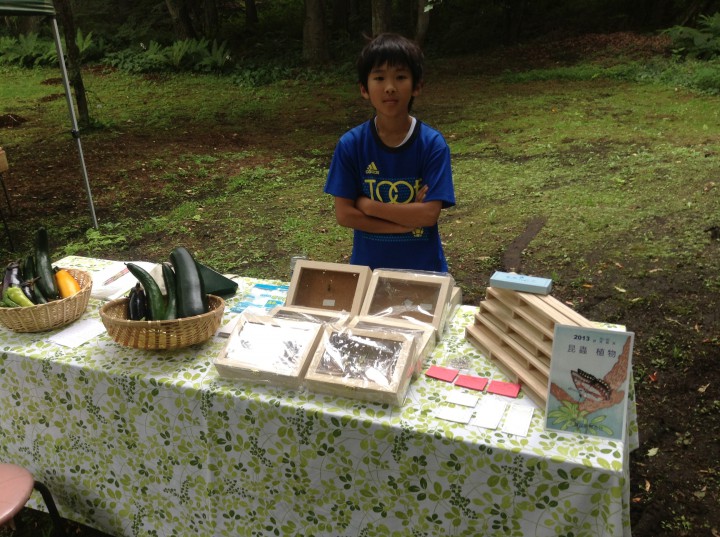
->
[[487, 380, 521, 398], [454, 375, 488, 391], [425, 365, 459, 383]]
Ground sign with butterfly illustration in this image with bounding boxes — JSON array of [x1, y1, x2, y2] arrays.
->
[[545, 324, 634, 442]]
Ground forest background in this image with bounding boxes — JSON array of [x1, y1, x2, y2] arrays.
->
[[2, 1, 720, 536]]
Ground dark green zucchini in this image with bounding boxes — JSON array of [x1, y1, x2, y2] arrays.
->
[[169, 247, 207, 318], [161, 262, 177, 320], [23, 255, 47, 304], [34, 228, 59, 300], [126, 263, 165, 321]]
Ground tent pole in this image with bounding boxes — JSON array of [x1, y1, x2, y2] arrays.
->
[[51, 17, 98, 229]]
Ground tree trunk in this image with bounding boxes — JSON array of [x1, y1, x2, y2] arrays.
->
[[203, 0, 219, 39], [52, 0, 91, 129], [246, 0, 259, 26], [371, 0, 392, 35], [332, 0, 350, 36], [303, 0, 329, 64], [415, 0, 430, 46], [164, 0, 196, 40]]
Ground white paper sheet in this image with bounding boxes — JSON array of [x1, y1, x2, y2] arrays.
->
[[48, 319, 106, 348], [470, 396, 507, 430], [446, 391, 479, 408], [91, 261, 160, 301], [501, 404, 535, 437], [434, 404, 475, 424]]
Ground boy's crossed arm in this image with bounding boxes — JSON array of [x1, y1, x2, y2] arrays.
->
[[334, 184, 441, 233]]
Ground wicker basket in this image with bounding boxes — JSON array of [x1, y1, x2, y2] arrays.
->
[[99, 294, 225, 350], [0, 268, 92, 333]]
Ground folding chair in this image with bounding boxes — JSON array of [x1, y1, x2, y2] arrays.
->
[[0, 463, 64, 537]]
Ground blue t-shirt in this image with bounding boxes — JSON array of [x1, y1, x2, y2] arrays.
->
[[324, 119, 455, 272]]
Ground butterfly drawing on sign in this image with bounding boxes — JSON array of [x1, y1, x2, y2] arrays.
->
[[549, 334, 633, 415], [570, 369, 612, 402]]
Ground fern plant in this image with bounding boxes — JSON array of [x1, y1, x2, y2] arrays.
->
[[664, 12, 720, 59], [195, 39, 232, 73]]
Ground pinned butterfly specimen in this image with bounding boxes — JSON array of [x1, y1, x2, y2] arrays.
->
[[571, 369, 612, 402]]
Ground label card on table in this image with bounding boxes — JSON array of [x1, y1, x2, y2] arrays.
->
[[455, 374, 488, 392], [501, 404, 534, 436], [487, 380, 521, 398], [434, 404, 475, 424], [425, 365, 459, 383], [446, 391, 479, 408], [48, 318, 106, 348], [470, 396, 507, 430]]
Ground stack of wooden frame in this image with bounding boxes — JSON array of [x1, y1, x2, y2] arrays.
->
[[465, 286, 594, 406]]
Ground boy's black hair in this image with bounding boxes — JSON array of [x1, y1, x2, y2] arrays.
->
[[357, 32, 424, 97]]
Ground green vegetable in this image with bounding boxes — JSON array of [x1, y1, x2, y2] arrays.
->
[[161, 262, 177, 320], [6, 286, 34, 307], [169, 247, 207, 318], [34, 228, 59, 300], [125, 263, 165, 321], [23, 255, 47, 304], [2, 288, 20, 307]]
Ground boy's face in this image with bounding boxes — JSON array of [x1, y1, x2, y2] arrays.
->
[[360, 62, 422, 117]]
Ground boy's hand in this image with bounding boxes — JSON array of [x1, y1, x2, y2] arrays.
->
[[355, 195, 373, 214], [415, 184, 429, 203]]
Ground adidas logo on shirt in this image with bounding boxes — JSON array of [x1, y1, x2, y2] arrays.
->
[[365, 162, 379, 175]]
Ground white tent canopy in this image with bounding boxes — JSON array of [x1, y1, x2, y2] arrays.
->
[[1, 0, 98, 228]]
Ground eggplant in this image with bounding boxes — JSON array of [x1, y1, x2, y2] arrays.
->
[[3, 261, 23, 290], [127, 283, 147, 321]]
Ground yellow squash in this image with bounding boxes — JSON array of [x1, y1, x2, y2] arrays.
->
[[55, 269, 81, 298]]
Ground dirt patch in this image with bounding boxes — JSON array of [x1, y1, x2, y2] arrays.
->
[[0, 114, 27, 128], [501, 216, 547, 271]]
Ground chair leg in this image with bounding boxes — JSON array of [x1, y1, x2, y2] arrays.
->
[[33, 481, 64, 537], [0, 173, 11, 214], [0, 205, 13, 252]]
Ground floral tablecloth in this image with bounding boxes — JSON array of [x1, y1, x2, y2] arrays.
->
[[0, 256, 636, 537]]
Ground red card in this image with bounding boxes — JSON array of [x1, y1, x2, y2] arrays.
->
[[487, 380, 521, 398], [454, 375, 488, 391], [425, 365, 459, 383]]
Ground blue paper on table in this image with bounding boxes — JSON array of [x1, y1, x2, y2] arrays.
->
[[230, 283, 289, 314], [489, 271, 552, 295]]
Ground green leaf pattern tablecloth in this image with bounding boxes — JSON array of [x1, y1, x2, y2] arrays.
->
[[0, 257, 636, 537]]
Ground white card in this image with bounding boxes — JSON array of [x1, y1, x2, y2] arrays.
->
[[470, 396, 507, 430], [501, 403, 534, 436], [434, 404, 475, 424], [48, 318, 106, 348], [446, 391, 479, 408]]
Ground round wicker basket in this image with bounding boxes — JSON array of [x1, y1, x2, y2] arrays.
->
[[0, 268, 92, 333], [99, 294, 225, 350]]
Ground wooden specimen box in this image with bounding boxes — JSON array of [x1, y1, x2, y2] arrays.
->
[[360, 269, 454, 341], [269, 305, 349, 327], [465, 286, 594, 406], [304, 325, 415, 406], [285, 260, 372, 316], [347, 315, 436, 377], [215, 315, 323, 388], [443, 286, 463, 335]]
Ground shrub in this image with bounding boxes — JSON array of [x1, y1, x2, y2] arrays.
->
[[664, 12, 720, 59]]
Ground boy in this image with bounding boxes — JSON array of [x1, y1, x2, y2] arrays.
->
[[324, 32, 455, 272]]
